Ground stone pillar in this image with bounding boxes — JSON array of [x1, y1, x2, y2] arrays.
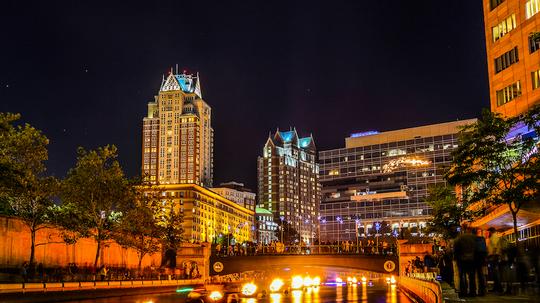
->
[[201, 242, 211, 281]]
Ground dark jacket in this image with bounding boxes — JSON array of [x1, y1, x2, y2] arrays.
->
[[454, 234, 476, 262]]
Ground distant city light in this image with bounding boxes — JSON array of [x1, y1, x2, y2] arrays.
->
[[350, 131, 379, 138], [382, 156, 431, 173]]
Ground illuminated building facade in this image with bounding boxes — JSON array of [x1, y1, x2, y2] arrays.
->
[[256, 207, 278, 244], [158, 183, 254, 243], [482, 0, 540, 117], [475, 0, 540, 240], [318, 120, 476, 242], [257, 128, 321, 244], [142, 70, 213, 187], [211, 181, 256, 211]]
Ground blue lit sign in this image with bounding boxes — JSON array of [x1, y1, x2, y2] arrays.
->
[[351, 131, 379, 138]]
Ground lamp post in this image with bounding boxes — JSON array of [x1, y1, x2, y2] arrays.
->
[[336, 216, 343, 253], [374, 222, 381, 254], [279, 216, 284, 243], [227, 225, 231, 247], [320, 218, 326, 254], [355, 219, 360, 253]]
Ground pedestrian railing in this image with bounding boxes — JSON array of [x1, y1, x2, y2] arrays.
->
[[0, 278, 204, 294], [407, 272, 438, 282], [398, 275, 442, 303], [214, 244, 397, 257]]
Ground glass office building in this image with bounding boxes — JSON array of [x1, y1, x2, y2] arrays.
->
[[318, 120, 476, 242]]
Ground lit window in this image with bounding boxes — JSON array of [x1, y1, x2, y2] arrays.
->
[[490, 0, 504, 10], [529, 33, 540, 53], [526, 0, 540, 19], [494, 47, 519, 74], [532, 70, 540, 90], [492, 14, 516, 42], [496, 81, 521, 106]]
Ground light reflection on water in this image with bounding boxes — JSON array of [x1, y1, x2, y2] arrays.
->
[[64, 284, 406, 303]]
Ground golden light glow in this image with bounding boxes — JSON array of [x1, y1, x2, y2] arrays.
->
[[382, 156, 430, 173], [361, 276, 367, 283], [242, 282, 257, 296], [208, 291, 223, 301], [303, 276, 313, 287], [269, 278, 284, 292], [270, 293, 282, 303], [313, 276, 321, 286], [390, 275, 396, 284], [291, 275, 304, 289], [336, 277, 343, 283], [292, 290, 303, 303]]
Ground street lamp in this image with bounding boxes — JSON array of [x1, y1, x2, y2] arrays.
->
[[319, 217, 326, 254], [355, 219, 360, 253], [227, 225, 231, 247], [336, 216, 343, 253], [279, 216, 285, 243], [374, 222, 381, 254]]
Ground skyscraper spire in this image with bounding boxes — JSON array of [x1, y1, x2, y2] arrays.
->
[[194, 72, 202, 98]]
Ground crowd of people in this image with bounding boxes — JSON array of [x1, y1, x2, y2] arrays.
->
[[9, 262, 195, 283], [213, 238, 398, 256], [405, 226, 540, 298]]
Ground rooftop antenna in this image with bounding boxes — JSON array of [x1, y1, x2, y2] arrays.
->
[[175, 64, 179, 74]]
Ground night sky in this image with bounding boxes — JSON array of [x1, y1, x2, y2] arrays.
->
[[0, 1, 488, 190]]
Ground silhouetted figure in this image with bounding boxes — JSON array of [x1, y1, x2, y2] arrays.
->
[[473, 228, 487, 296], [454, 228, 476, 297]]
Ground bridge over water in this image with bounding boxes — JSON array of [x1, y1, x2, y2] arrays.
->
[[209, 245, 399, 276]]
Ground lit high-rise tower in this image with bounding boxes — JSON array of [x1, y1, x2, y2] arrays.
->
[[257, 128, 321, 244], [142, 69, 213, 186]]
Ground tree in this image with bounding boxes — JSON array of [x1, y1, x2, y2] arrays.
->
[[274, 220, 300, 244], [61, 145, 132, 268], [425, 184, 474, 240], [0, 112, 58, 266], [446, 108, 540, 244], [115, 182, 161, 275], [150, 196, 185, 268]]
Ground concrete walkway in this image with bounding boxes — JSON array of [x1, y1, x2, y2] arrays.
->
[[441, 282, 540, 302]]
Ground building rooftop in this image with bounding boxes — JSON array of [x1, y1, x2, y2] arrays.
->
[[345, 119, 477, 148], [159, 70, 202, 98], [256, 207, 273, 215]]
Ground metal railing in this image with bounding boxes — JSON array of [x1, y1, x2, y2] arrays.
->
[[213, 244, 397, 257], [0, 278, 204, 294], [399, 275, 442, 303]]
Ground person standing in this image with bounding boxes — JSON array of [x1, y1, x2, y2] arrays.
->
[[487, 227, 503, 293], [453, 227, 477, 297], [20, 262, 28, 283], [473, 228, 487, 296]]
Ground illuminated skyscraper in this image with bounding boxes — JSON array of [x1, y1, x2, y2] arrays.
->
[[142, 70, 213, 186], [257, 128, 321, 243]]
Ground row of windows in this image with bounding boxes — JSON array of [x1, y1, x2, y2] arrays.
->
[[496, 81, 522, 106], [533, 69, 540, 90], [529, 33, 540, 53], [526, 0, 540, 19], [494, 46, 519, 74], [492, 14, 516, 42], [490, 0, 504, 11], [320, 136, 456, 158]]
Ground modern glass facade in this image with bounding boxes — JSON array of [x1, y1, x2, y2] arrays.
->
[[318, 120, 476, 242]]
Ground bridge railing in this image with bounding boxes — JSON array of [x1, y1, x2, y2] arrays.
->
[[213, 244, 397, 257], [398, 275, 442, 303]]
